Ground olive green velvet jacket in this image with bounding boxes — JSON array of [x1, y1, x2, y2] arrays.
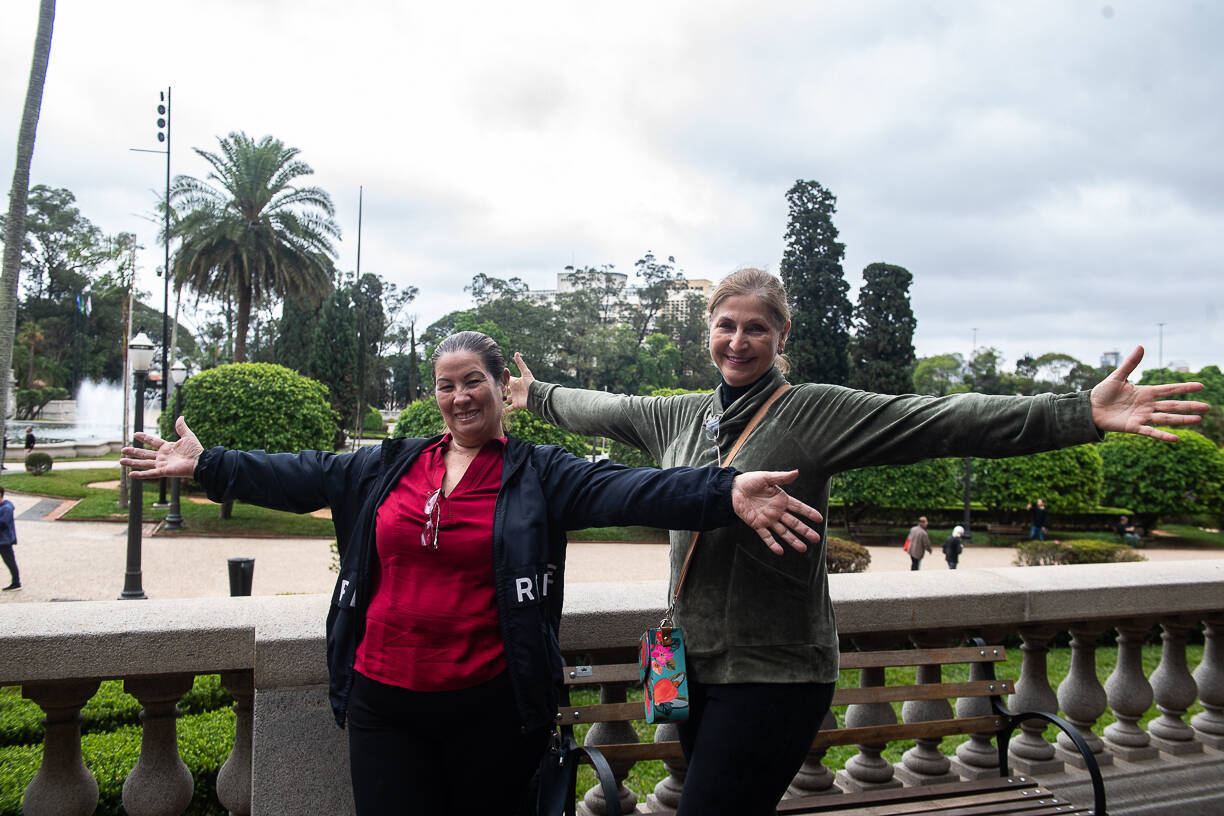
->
[[529, 368, 1103, 684]]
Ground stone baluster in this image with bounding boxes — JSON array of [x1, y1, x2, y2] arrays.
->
[[217, 671, 253, 816], [952, 647, 1004, 780], [836, 636, 902, 792], [895, 634, 957, 786], [785, 707, 839, 798], [122, 675, 196, 816], [647, 721, 685, 813], [1055, 622, 1112, 769], [1007, 625, 1064, 775], [578, 681, 637, 816], [1192, 615, 1224, 748], [1147, 617, 1203, 756], [1103, 619, 1158, 761], [21, 679, 102, 816]]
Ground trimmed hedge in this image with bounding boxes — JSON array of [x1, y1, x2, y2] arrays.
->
[[0, 677, 235, 816], [22, 452, 52, 476], [826, 537, 871, 573], [1013, 538, 1147, 566]]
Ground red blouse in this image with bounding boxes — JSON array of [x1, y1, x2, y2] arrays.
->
[[354, 435, 507, 691]]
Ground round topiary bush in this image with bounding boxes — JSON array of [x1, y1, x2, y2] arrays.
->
[[162, 363, 338, 453], [23, 452, 53, 475], [825, 536, 871, 573]]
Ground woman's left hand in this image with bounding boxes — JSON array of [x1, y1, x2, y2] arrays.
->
[[1090, 346, 1209, 442], [730, 470, 823, 555]]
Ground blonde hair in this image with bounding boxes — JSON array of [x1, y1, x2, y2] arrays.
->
[[706, 267, 791, 374]]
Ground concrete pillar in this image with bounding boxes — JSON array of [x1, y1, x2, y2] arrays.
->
[[1104, 619, 1159, 761], [952, 655, 1003, 780], [1008, 625, 1063, 775], [1055, 622, 1112, 769], [578, 681, 637, 816], [646, 721, 684, 812], [1148, 617, 1203, 756], [21, 679, 102, 816], [1192, 615, 1224, 748], [895, 633, 957, 786], [836, 635, 902, 793], [122, 674, 195, 816], [785, 707, 839, 798], [218, 670, 254, 816]]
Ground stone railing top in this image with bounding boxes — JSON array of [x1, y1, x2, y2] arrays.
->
[[2, 562, 1220, 686]]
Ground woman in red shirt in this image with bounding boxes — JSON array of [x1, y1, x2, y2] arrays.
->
[[123, 330, 824, 815]]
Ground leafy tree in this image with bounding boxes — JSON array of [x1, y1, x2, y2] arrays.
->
[[963, 347, 1027, 395], [779, 180, 851, 385], [655, 289, 711, 389], [830, 459, 963, 521], [627, 251, 682, 346], [1139, 364, 1224, 447], [1, 0, 56, 454], [972, 445, 1104, 513], [1099, 428, 1224, 527], [170, 132, 339, 362], [912, 353, 965, 396], [849, 262, 916, 394]]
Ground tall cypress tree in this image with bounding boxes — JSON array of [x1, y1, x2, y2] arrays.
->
[[849, 262, 917, 394], [779, 180, 851, 384]]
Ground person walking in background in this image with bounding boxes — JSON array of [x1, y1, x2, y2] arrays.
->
[[23, 427, 35, 454], [943, 525, 965, 569], [0, 486, 20, 591], [1027, 498, 1050, 541], [906, 516, 933, 570]]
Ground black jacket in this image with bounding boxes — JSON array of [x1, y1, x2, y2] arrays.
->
[[195, 434, 738, 730]]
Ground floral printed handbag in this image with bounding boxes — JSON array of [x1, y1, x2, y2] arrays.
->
[[638, 384, 791, 725]]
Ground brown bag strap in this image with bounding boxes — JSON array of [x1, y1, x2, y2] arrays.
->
[[669, 384, 792, 609]]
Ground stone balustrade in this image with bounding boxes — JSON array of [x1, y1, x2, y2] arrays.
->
[[1, 562, 1222, 815]]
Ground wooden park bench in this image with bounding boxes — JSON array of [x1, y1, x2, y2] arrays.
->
[[986, 523, 1029, 543], [555, 638, 1106, 815]]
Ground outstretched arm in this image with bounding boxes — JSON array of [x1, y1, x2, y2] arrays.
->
[[1090, 346, 1208, 442], [120, 416, 203, 479]]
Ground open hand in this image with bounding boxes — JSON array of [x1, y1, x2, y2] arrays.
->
[[506, 352, 535, 411], [1090, 346, 1208, 442], [120, 417, 204, 480], [730, 470, 823, 555]]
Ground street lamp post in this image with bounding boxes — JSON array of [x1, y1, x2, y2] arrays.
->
[[163, 361, 187, 531], [120, 332, 155, 600]]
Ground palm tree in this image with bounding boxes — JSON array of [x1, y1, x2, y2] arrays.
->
[[17, 321, 44, 387], [0, 0, 56, 451], [171, 132, 339, 362]]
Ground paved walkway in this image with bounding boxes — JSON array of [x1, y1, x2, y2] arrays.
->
[[2, 461, 1223, 603]]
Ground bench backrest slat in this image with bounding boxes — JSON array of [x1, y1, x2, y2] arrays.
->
[[837, 645, 1006, 669]]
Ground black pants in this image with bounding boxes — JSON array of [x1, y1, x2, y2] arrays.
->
[[910, 556, 922, 570], [0, 545, 17, 585], [675, 680, 836, 816], [347, 671, 549, 816]]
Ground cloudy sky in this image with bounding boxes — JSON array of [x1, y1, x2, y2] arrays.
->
[[2, 0, 1220, 376]]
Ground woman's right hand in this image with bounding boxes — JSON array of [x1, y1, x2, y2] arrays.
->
[[120, 417, 205, 480], [506, 352, 535, 411]]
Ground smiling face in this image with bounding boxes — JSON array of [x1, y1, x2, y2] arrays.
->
[[708, 294, 790, 387], [433, 350, 509, 449]]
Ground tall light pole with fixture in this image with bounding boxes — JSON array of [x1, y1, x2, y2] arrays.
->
[[163, 361, 188, 531], [120, 332, 155, 600], [131, 89, 173, 506]]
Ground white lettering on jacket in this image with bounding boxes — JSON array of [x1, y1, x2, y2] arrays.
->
[[513, 563, 559, 606]]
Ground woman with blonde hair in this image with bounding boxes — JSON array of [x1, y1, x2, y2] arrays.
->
[[509, 266, 1208, 814]]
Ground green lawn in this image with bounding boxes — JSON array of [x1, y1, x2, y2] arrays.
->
[[1, 468, 334, 537]]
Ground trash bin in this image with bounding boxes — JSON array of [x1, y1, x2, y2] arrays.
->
[[227, 557, 255, 596]]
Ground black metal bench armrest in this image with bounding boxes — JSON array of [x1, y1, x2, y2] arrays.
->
[[990, 701, 1108, 816]]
